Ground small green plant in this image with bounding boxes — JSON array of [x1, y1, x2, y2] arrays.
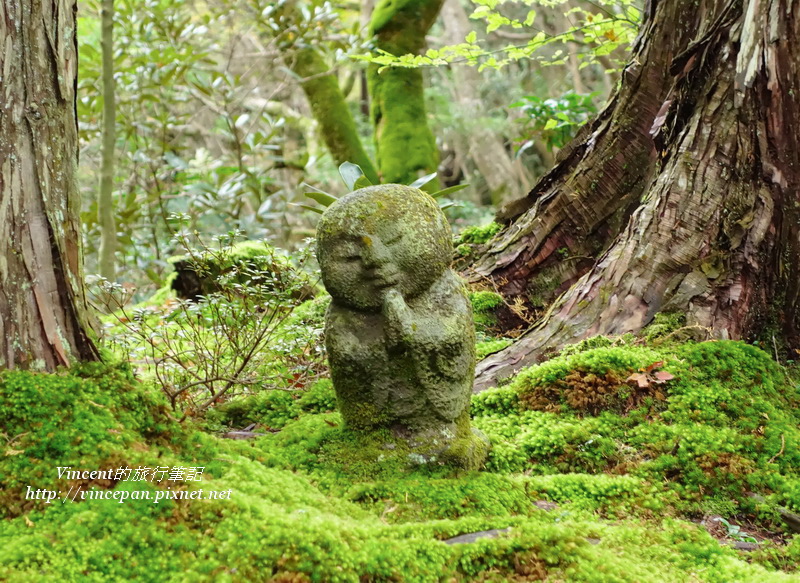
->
[[716, 517, 758, 543], [512, 91, 599, 153], [458, 222, 502, 245]]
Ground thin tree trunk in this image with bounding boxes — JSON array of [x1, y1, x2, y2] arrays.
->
[[368, 0, 444, 186], [440, 0, 531, 205], [473, 0, 800, 392], [257, 3, 379, 184], [360, 0, 375, 117], [98, 0, 117, 280], [0, 0, 99, 369]]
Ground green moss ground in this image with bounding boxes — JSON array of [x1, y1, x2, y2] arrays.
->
[[2, 339, 800, 581]]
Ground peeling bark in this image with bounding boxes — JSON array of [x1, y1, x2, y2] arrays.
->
[[466, 0, 703, 299], [473, 0, 800, 391], [0, 0, 98, 369]]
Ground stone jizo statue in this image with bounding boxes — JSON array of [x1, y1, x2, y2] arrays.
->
[[317, 184, 487, 469]]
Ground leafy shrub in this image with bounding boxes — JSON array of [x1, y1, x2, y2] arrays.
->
[[96, 233, 323, 418]]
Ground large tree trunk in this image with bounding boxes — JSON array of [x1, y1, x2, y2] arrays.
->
[[0, 0, 99, 369], [473, 0, 800, 391], [368, 0, 444, 186]]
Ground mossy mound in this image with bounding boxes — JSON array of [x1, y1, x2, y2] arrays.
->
[[170, 240, 317, 301], [474, 341, 800, 519], [0, 363, 177, 518]]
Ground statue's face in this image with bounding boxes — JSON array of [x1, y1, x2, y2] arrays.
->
[[317, 186, 452, 311]]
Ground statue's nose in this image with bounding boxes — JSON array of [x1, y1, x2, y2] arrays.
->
[[362, 239, 391, 267]]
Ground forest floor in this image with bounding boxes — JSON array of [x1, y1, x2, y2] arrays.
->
[[1, 285, 800, 581]]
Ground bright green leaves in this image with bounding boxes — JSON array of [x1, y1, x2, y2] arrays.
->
[[511, 91, 599, 152], [357, 0, 642, 72]]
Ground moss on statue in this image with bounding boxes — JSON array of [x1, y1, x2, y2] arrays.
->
[[317, 184, 487, 469]]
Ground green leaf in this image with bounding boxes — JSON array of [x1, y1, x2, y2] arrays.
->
[[409, 172, 438, 190], [290, 203, 325, 215], [354, 175, 373, 189], [339, 162, 365, 191], [543, 119, 558, 130], [304, 192, 338, 207], [466, 31, 477, 44], [301, 184, 338, 207], [430, 184, 469, 198]]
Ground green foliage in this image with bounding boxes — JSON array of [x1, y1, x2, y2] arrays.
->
[[95, 233, 323, 417], [512, 91, 599, 152], [78, 0, 297, 287], [358, 0, 641, 71], [301, 162, 468, 215], [458, 222, 502, 245]]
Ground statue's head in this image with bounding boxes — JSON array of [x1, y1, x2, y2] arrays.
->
[[317, 184, 453, 311]]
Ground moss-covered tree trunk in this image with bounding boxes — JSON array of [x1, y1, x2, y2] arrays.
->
[[291, 47, 380, 184], [368, 0, 444, 185], [472, 0, 800, 391], [0, 0, 99, 369]]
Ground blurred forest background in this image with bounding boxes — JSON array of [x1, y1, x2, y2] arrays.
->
[[75, 0, 636, 297]]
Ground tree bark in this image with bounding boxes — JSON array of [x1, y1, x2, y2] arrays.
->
[[473, 0, 800, 391], [0, 0, 99, 369], [98, 0, 117, 279], [368, 0, 444, 186]]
